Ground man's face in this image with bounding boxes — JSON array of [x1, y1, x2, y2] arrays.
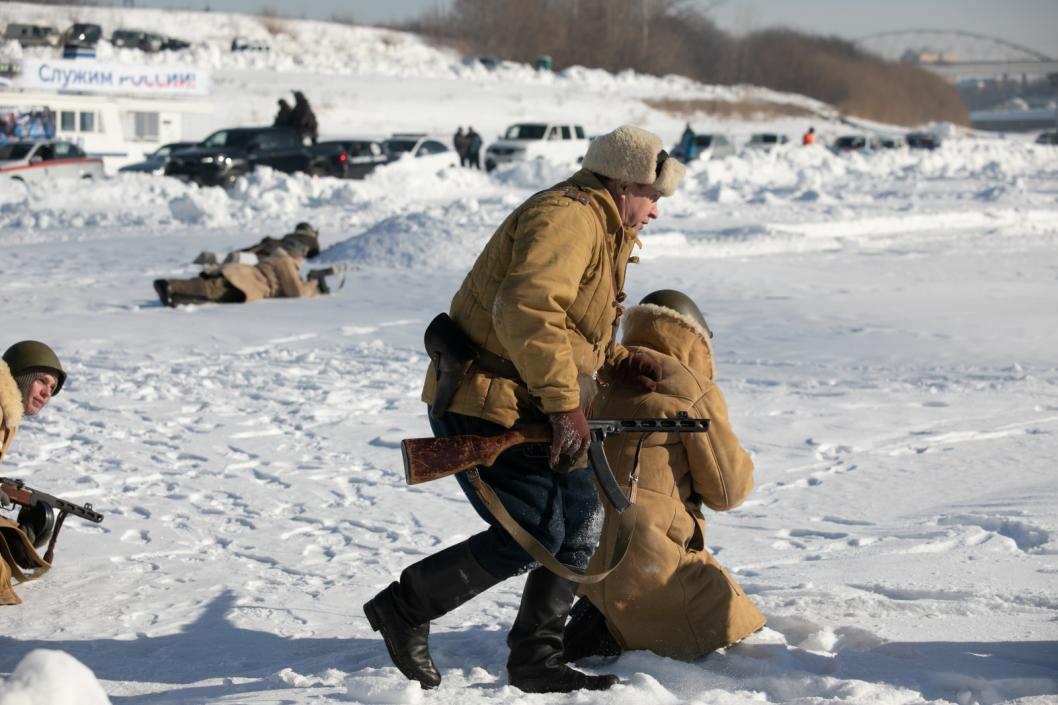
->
[[23, 372, 57, 416], [617, 182, 662, 229]]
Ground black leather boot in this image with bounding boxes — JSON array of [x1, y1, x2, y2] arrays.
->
[[364, 541, 500, 689], [562, 596, 622, 662], [153, 279, 173, 307], [507, 568, 620, 693]]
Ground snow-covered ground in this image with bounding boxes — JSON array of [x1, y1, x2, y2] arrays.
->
[[2, 4, 1058, 705]]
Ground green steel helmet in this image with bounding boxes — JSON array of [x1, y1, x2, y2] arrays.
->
[[2, 340, 66, 395], [638, 290, 713, 338]]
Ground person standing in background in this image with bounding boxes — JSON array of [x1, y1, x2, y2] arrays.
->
[[465, 127, 482, 169]]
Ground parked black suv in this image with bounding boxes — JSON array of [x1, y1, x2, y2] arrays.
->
[[164, 126, 339, 187]]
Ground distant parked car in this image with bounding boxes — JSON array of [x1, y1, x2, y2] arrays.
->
[[1035, 130, 1058, 145], [119, 141, 199, 175], [906, 132, 942, 150], [163, 36, 191, 51], [383, 134, 454, 162], [313, 138, 388, 179], [113, 29, 191, 52], [0, 140, 104, 183], [484, 122, 590, 171], [4, 23, 60, 47], [113, 29, 146, 48], [112, 29, 160, 52], [463, 56, 500, 70], [831, 134, 881, 154], [62, 23, 102, 47], [230, 36, 269, 52], [744, 132, 789, 152], [672, 133, 736, 162], [878, 135, 905, 149]]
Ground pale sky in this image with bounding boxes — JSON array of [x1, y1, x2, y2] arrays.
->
[[126, 0, 1058, 59]]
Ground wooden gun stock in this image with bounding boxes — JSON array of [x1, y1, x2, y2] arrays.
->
[[402, 424, 551, 485]]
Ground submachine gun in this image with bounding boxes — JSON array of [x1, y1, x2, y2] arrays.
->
[[400, 412, 710, 583], [1, 477, 104, 562]]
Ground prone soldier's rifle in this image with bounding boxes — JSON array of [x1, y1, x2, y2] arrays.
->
[[1, 477, 104, 563], [401, 412, 710, 583], [307, 264, 354, 294]]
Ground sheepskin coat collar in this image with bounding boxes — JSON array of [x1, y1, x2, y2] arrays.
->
[[0, 361, 24, 464], [619, 303, 716, 381]]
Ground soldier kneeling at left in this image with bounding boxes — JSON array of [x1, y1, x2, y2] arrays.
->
[[1, 340, 66, 605], [154, 237, 328, 307]]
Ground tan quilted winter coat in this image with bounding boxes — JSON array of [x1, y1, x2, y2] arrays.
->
[[0, 360, 50, 605], [221, 249, 319, 303], [422, 169, 639, 427], [580, 303, 765, 659]]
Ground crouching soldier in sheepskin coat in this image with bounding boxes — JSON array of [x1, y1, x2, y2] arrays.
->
[[1, 340, 66, 605], [563, 290, 765, 661], [153, 238, 321, 307]]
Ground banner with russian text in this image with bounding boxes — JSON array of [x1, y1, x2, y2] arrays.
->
[[14, 59, 210, 97]]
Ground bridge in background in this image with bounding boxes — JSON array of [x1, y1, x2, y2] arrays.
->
[[855, 30, 1058, 80], [856, 30, 1057, 133]]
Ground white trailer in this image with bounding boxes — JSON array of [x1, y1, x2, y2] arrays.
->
[[1, 58, 213, 173]]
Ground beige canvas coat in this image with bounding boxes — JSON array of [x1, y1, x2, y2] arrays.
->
[[580, 304, 765, 659], [221, 250, 319, 303], [0, 361, 50, 605], [422, 169, 638, 427]]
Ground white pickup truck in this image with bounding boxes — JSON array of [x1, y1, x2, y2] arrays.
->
[[484, 122, 591, 171]]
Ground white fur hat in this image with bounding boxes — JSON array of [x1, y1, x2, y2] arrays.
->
[[582, 125, 685, 196]]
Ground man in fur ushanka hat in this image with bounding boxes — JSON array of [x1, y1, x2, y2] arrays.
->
[[564, 290, 765, 662], [364, 126, 685, 694]]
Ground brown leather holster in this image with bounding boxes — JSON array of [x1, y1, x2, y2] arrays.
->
[[425, 313, 478, 420]]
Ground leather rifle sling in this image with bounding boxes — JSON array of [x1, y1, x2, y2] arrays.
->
[[464, 466, 637, 584]]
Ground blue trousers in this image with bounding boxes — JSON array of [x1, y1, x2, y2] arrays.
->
[[428, 409, 602, 580]]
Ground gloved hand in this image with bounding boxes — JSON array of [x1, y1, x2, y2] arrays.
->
[[0, 488, 11, 510], [307, 269, 332, 294], [548, 407, 590, 471], [613, 350, 662, 392]]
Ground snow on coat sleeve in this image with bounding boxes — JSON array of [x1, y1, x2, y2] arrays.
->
[[682, 385, 755, 511], [493, 203, 596, 414]]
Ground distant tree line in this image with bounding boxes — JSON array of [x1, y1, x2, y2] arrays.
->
[[398, 0, 968, 126]]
